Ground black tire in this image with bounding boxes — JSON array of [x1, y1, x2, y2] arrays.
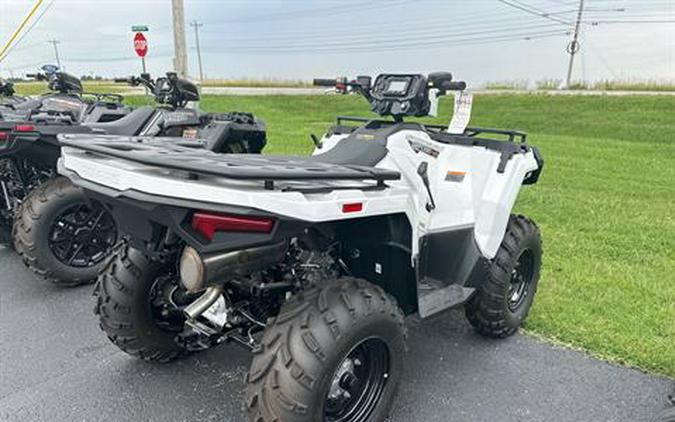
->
[[12, 177, 117, 286], [0, 222, 12, 247], [660, 407, 675, 422], [245, 277, 406, 422], [659, 399, 675, 422], [465, 214, 542, 338], [95, 244, 190, 363]]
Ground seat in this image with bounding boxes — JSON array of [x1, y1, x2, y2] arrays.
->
[[309, 134, 387, 167], [84, 106, 155, 136], [11, 98, 42, 111]]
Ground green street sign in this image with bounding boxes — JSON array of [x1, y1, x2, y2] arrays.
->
[[131, 25, 149, 32]]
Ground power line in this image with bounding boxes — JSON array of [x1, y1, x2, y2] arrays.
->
[[45, 24, 571, 61], [198, 29, 570, 54], [200, 14, 567, 43], [1, 0, 56, 59], [586, 19, 675, 24], [198, 23, 564, 48], [200, 5, 567, 38], [0, 0, 46, 62], [496, 0, 574, 25], [201, 0, 413, 25]]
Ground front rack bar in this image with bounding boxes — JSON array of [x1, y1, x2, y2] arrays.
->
[[335, 116, 527, 143]]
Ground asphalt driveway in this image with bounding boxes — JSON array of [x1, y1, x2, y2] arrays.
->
[[0, 245, 671, 421]]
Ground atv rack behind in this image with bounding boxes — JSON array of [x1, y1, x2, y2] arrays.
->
[[59, 134, 401, 191]]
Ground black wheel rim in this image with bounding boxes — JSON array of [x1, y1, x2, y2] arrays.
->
[[48, 201, 116, 268], [508, 248, 535, 312], [324, 338, 390, 422]]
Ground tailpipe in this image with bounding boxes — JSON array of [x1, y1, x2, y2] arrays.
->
[[184, 285, 224, 320], [179, 242, 287, 293]]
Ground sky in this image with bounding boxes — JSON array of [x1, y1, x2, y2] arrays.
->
[[0, 0, 673, 85]]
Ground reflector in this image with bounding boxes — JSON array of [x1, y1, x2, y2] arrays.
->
[[14, 124, 36, 132], [342, 203, 363, 213], [191, 212, 275, 241]]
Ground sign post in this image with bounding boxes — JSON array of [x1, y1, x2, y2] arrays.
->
[[132, 26, 149, 80], [133, 32, 148, 73]]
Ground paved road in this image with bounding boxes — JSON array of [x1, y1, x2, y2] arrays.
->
[[0, 245, 671, 422]]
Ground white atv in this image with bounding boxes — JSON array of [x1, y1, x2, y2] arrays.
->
[[57, 72, 544, 422]]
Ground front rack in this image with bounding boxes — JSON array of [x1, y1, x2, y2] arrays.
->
[[335, 116, 528, 143]]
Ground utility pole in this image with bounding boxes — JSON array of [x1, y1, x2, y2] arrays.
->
[[565, 0, 584, 88], [171, 0, 188, 77], [190, 20, 204, 82], [48, 39, 62, 69]]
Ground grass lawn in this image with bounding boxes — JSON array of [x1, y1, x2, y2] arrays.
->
[[13, 81, 135, 97], [127, 93, 675, 378]]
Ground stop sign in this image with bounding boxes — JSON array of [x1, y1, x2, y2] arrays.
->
[[133, 32, 148, 58]]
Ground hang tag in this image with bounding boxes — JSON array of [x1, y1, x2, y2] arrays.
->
[[447, 91, 473, 135], [182, 128, 198, 139], [428, 88, 439, 117]]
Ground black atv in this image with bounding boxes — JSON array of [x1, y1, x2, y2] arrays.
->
[[2, 72, 266, 286], [0, 78, 26, 107], [0, 65, 131, 124]]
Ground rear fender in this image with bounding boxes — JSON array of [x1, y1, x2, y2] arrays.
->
[[67, 171, 309, 256]]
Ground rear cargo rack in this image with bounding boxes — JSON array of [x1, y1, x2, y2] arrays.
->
[[59, 134, 400, 191]]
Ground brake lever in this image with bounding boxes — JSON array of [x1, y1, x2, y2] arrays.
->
[[417, 162, 436, 212], [310, 134, 322, 149]]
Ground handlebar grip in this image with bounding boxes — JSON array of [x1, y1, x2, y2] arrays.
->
[[113, 78, 130, 83], [442, 81, 467, 91], [313, 78, 337, 87]]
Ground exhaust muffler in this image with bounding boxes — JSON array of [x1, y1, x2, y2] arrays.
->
[[179, 242, 286, 293]]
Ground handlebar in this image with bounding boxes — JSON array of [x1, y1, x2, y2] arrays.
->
[[313, 78, 338, 87], [26, 73, 47, 81], [113, 75, 155, 92], [438, 81, 467, 92]]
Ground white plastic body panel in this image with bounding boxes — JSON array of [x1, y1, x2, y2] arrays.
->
[[59, 128, 538, 260]]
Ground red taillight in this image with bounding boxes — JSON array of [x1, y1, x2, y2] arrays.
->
[[191, 212, 275, 241], [14, 124, 36, 132], [0, 131, 8, 141], [342, 203, 363, 213]]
